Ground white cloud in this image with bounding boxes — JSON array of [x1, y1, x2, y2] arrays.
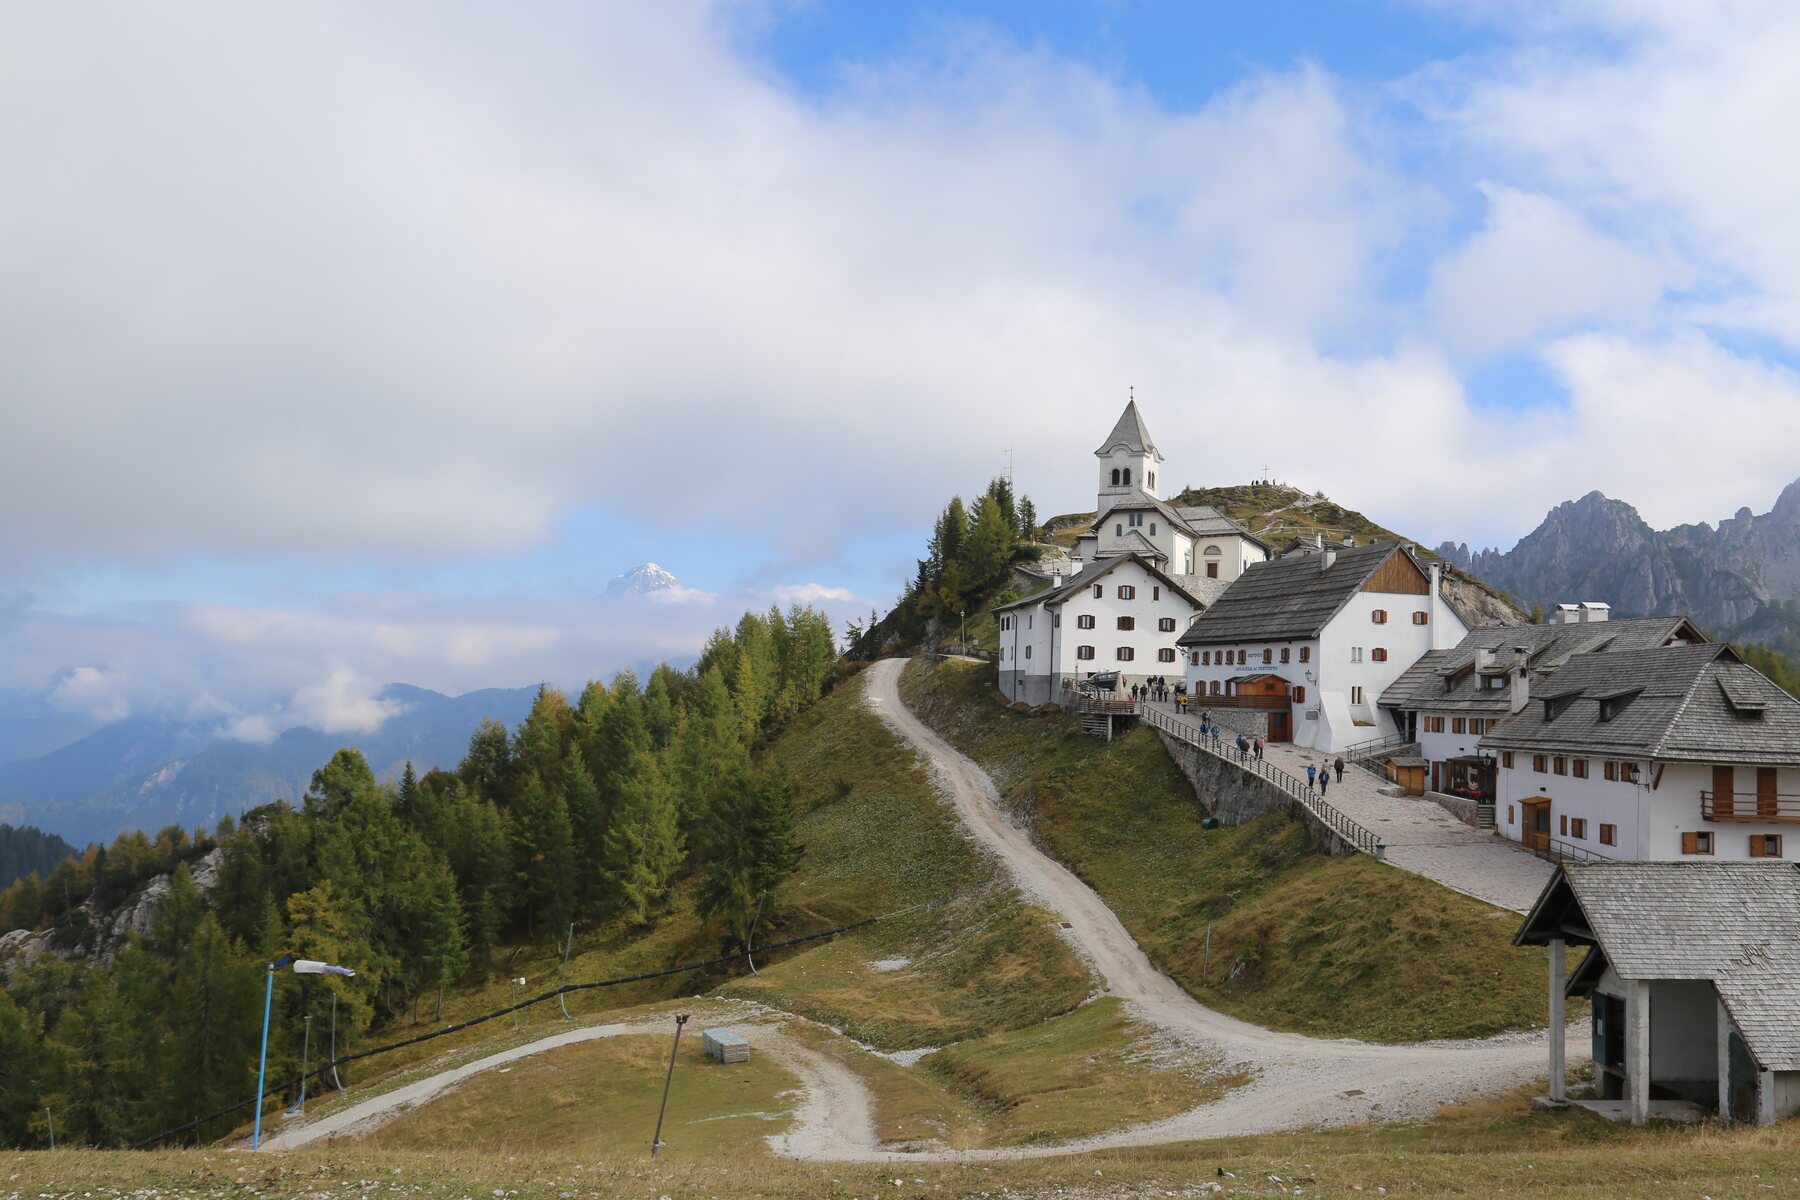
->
[[773, 583, 859, 605], [1427, 184, 1665, 357], [287, 669, 408, 737], [644, 585, 718, 606], [48, 666, 131, 723]]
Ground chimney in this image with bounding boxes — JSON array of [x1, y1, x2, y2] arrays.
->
[[1314, 533, 1324, 550], [1427, 562, 1444, 645], [1321, 546, 1337, 570], [1475, 646, 1495, 671], [1508, 646, 1531, 714], [1052, 566, 1064, 588]]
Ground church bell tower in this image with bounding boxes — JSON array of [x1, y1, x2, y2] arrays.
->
[[1095, 395, 1163, 511]]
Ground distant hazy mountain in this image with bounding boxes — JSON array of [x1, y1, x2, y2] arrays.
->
[[606, 562, 680, 596], [0, 683, 538, 846], [1438, 477, 1800, 650]]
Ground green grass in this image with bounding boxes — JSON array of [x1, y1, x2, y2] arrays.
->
[[924, 997, 1244, 1146], [362, 1033, 799, 1161], [899, 656, 1554, 1042], [729, 669, 1092, 1050], [15, 1097, 1800, 1198]]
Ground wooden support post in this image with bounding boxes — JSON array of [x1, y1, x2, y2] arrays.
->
[[1717, 993, 1732, 1123], [1548, 938, 1566, 1103]]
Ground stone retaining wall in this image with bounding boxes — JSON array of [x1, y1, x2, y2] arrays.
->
[[1426, 790, 1483, 828], [1185, 706, 1269, 739], [1156, 730, 1354, 856]]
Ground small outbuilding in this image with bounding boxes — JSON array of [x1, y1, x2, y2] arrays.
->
[[701, 1027, 750, 1064], [1383, 756, 1429, 796], [1514, 861, 1800, 1125]]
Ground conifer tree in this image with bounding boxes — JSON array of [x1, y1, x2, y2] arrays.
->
[[0, 987, 45, 1145], [458, 718, 515, 806], [1018, 495, 1038, 540], [965, 493, 1017, 588], [513, 685, 572, 794], [603, 752, 683, 925], [570, 679, 611, 775], [509, 775, 574, 940], [561, 755, 607, 914], [158, 914, 260, 1135], [642, 669, 676, 751], [696, 769, 803, 945]]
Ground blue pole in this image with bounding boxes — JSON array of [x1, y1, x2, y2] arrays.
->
[[253, 962, 274, 1150]]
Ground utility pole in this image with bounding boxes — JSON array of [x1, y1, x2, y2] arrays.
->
[[745, 891, 768, 975], [650, 1013, 691, 1159], [45, 1108, 53, 1150], [960, 609, 967, 655], [558, 923, 576, 1021]]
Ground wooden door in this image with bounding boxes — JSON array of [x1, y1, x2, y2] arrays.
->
[[1522, 799, 1551, 851], [1267, 710, 1291, 742], [1758, 767, 1778, 818], [1713, 765, 1736, 818]]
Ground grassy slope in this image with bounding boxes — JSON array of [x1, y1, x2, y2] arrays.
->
[[899, 656, 1551, 1043], [21, 1095, 1800, 1199]]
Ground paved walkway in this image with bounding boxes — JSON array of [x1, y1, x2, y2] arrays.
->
[[1150, 703, 1552, 913]]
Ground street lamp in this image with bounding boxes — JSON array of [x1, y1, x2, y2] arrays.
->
[[253, 954, 356, 1150]]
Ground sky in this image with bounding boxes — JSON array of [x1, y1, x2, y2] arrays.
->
[[3, 0, 1800, 737]]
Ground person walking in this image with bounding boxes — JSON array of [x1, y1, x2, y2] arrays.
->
[[1306, 763, 1318, 788], [1320, 770, 1330, 797], [1253, 736, 1264, 760], [1334, 755, 1346, 783]]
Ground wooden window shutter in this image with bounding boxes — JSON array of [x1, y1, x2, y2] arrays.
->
[[1758, 767, 1778, 817], [1682, 831, 1699, 855], [1750, 835, 1766, 858], [1560, 814, 1568, 835]]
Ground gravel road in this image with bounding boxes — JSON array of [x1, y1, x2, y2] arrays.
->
[[262, 661, 1573, 1163]]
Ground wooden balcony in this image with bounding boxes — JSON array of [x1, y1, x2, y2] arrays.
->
[[1700, 790, 1800, 823], [1187, 693, 1291, 711]]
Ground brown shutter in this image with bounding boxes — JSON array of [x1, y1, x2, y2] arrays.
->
[[1682, 831, 1699, 855], [1758, 767, 1778, 817], [1750, 835, 1766, 858]]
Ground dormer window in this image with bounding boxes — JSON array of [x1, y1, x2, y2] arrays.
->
[[1593, 686, 1643, 722], [1543, 696, 1574, 721]]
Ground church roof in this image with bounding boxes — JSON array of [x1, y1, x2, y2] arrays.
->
[[1095, 399, 1159, 457]]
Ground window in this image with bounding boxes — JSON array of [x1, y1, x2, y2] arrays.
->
[[1451, 717, 1466, 734], [1027, 614, 1033, 629], [1237, 649, 1247, 665], [1502, 751, 1514, 768], [1117, 616, 1135, 631], [1158, 617, 1177, 632], [1553, 756, 1567, 776], [1599, 823, 1616, 846], [1158, 648, 1177, 662], [1559, 814, 1567, 835], [1111, 468, 1121, 486], [1372, 609, 1388, 624], [1294, 685, 1306, 703], [1508, 805, 1516, 826], [1078, 614, 1096, 630], [1202, 650, 1212, 665], [1053, 614, 1060, 628], [1371, 647, 1389, 662], [1750, 834, 1784, 858], [1024, 645, 1032, 659], [1615, 761, 1641, 784], [1298, 647, 1310, 663], [1077, 645, 1096, 660], [1152, 586, 1161, 600], [1412, 611, 1429, 625], [1570, 818, 1587, 840], [1532, 754, 1547, 773], [1094, 584, 1103, 599], [1572, 759, 1588, 779], [1425, 716, 1445, 734], [1116, 524, 1123, 536], [1350, 647, 1364, 663], [1148, 472, 1155, 489], [1351, 686, 1365, 704], [1150, 523, 1157, 536], [1122, 468, 1131, 485], [1262, 648, 1273, 664], [1000, 616, 1009, 631], [1118, 585, 1136, 600], [1117, 647, 1135, 661], [1210, 680, 1221, 695], [1603, 760, 1617, 782], [1206, 562, 1219, 578], [1681, 831, 1715, 856], [1190, 651, 1200, 666], [1280, 648, 1291, 664]]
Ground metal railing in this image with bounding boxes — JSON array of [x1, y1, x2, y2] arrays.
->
[[1701, 790, 1800, 823], [1525, 836, 1618, 864], [1180, 693, 1292, 711], [1342, 732, 1413, 763], [1141, 704, 1384, 859]]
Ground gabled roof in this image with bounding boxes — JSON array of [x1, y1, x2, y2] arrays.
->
[[1174, 504, 1273, 552], [1175, 541, 1421, 645], [1516, 861, 1800, 1070], [1480, 642, 1800, 764], [1119, 528, 1165, 560], [1094, 399, 1158, 457], [1377, 617, 1706, 714], [990, 552, 1211, 613]]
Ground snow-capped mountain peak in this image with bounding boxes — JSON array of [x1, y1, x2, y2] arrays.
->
[[606, 563, 680, 596]]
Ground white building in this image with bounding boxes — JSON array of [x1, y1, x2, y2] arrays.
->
[[1379, 611, 1709, 798], [1176, 541, 1468, 749], [1516, 861, 1800, 1125], [996, 399, 1267, 705], [995, 553, 1213, 705], [1481, 642, 1800, 861]]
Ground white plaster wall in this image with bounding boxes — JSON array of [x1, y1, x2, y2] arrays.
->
[[1493, 759, 1800, 860], [1002, 560, 1196, 700]]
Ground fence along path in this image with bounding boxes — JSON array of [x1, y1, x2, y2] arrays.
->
[[1140, 704, 1384, 857]]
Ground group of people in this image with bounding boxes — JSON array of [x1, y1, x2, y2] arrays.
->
[[1305, 757, 1348, 794], [1129, 677, 1177, 704]]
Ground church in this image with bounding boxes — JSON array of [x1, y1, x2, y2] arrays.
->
[[994, 400, 1271, 706]]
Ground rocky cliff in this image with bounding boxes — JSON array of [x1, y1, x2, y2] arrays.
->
[[1438, 478, 1800, 648]]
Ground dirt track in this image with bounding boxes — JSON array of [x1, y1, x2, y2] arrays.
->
[[264, 661, 1570, 1161]]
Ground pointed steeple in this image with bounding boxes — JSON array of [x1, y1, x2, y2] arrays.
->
[[1095, 396, 1158, 457]]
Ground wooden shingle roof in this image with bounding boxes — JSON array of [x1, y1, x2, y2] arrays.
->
[[1175, 541, 1417, 645]]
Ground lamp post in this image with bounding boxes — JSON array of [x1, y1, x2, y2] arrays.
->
[[960, 609, 966, 655], [253, 955, 356, 1150]]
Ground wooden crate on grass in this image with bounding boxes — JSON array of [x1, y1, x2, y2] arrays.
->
[[701, 1028, 750, 1064]]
